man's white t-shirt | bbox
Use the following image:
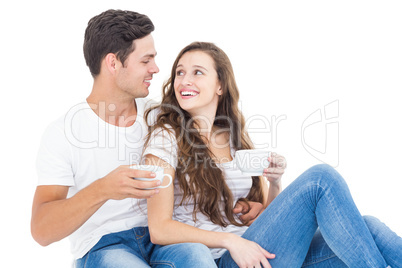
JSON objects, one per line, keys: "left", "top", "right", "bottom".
{"left": 36, "top": 98, "right": 154, "bottom": 259}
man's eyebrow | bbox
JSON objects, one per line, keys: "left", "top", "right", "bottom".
{"left": 142, "top": 52, "right": 157, "bottom": 58}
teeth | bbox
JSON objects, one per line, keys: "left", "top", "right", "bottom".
{"left": 181, "top": 91, "right": 198, "bottom": 96}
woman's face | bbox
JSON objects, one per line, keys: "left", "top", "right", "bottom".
{"left": 174, "top": 51, "right": 222, "bottom": 116}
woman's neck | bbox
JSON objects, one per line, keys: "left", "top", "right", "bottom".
{"left": 189, "top": 107, "right": 218, "bottom": 140}
{"left": 190, "top": 114, "right": 217, "bottom": 141}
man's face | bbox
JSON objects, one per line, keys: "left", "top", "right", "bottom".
{"left": 116, "top": 34, "right": 159, "bottom": 98}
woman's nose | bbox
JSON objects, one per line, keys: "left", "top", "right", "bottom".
{"left": 181, "top": 74, "right": 193, "bottom": 86}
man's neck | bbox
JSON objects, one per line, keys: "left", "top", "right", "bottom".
{"left": 86, "top": 80, "right": 138, "bottom": 127}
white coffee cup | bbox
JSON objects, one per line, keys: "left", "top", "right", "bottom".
{"left": 130, "top": 165, "right": 173, "bottom": 189}
{"left": 235, "top": 149, "right": 271, "bottom": 176}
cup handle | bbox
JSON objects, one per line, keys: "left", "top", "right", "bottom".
{"left": 158, "top": 174, "right": 173, "bottom": 188}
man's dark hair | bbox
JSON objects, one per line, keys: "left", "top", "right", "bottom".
{"left": 83, "top": 9, "right": 154, "bottom": 77}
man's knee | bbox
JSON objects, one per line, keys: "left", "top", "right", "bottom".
{"left": 77, "top": 246, "right": 150, "bottom": 268}
{"left": 182, "top": 243, "right": 214, "bottom": 261}
{"left": 160, "top": 243, "right": 216, "bottom": 267}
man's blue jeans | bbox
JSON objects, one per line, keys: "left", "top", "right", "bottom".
{"left": 75, "top": 226, "right": 216, "bottom": 267}
{"left": 216, "top": 164, "right": 401, "bottom": 267}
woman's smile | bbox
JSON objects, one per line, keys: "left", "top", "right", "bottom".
{"left": 179, "top": 89, "right": 199, "bottom": 99}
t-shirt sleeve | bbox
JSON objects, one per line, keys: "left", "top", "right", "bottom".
{"left": 36, "top": 120, "right": 75, "bottom": 186}
{"left": 143, "top": 126, "right": 178, "bottom": 169}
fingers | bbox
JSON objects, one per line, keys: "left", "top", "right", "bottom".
{"left": 127, "top": 188, "right": 160, "bottom": 199}
{"left": 233, "top": 202, "right": 243, "bottom": 214}
{"left": 260, "top": 247, "right": 275, "bottom": 268}
{"left": 128, "top": 166, "right": 157, "bottom": 178}
{"left": 260, "top": 258, "right": 272, "bottom": 268}
{"left": 263, "top": 168, "right": 285, "bottom": 181}
{"left": 101, "top": 166, "right": 164, "bottom": 200}
{"left": 263, "top": 167, "right": 285, "bottom": 176}
{"left": 260, "top": 258, "right": 271, "bottom": 268}
{"left": 268, "top": 153, "right": 287, "bottom": 169}
{"left": 249, "top": 248, "right": 274, "bottom": 268}
{"left": 263, "top": 250, "right": 275, "bottom": 259}
{"left": 264, "top": 153, "right": 286, "bottom": 182}
{"left": 245, "top": 218, "right": 256, "bottom": 226}
{"left": 239, "top": 202, "right": 263, "bottom": 224}
{"left": 233, "top": 200, "right": 250, "bottom": 214}
{"left": 234, "top": 201, "right": 264, "bottom": 225}
{"left": 126, "top": 166, "right": 162, "bottom": 189}
{"left": 130, "top": 178, "right": 161, "bottom": 190}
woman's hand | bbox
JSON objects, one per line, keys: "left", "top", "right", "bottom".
{"left": 225, "top": 234, "right": 275, "bottom": 268}
{"left": 263, "top": 153, "right": 286, "bottom": 185}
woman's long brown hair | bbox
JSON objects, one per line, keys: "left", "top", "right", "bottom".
{"left": 145, "top": 42, "right": 264, "bottom": 227}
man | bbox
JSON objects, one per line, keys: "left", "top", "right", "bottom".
{"left": 31, "top": 9, "right": 262, "bottom": 267}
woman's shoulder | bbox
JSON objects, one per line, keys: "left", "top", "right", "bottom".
{"left": 149, "top": 123, "right": 177, "bottom": 141}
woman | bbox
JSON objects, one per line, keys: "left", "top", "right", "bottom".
{"left": 142, "top": 42, "right": 401, "bottom": 267}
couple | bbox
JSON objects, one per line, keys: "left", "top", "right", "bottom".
{"left": 31, "top": 9, "right": 401, "bottom": 268}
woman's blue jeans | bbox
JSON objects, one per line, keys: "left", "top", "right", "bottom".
{"left": 75, "top": 226, "right": 216, "bottom": 268}
{"left": 77, "top": 164, "right": 401, "bottom": 267}
{"left": 216, "top": 164, "right": 402, "bottom": 267}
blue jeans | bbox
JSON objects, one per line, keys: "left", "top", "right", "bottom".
{"left": 216, "top": 164, "right": 402, "bottom": 267}
{"left": 75, "top": 226, "right": 216, "bottom": 268}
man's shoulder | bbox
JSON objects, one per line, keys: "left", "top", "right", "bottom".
{"left": 43, "top": 102, "right": 91, "bottom": 136}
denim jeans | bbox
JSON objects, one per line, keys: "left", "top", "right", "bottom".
{"left": 216, "top": 164, "right": 401, "bottom": 267}
{"left": 75, "top": 226, "right": 216, "bottom": 268}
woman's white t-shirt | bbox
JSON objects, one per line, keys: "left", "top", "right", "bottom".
{"left": 143, "top": 126, "right": 253, "bottom": 259}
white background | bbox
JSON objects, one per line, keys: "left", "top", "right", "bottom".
{"left": 0, "top": 0, "right": 401, "bottom": 267}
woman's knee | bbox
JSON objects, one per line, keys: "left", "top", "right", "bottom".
{"left": 363, "top": 215, "right": 384, "bottom": 234}
{"left": 363, "top": 215, "right": 379, "bottom": 224}
{"left": 307, "top": 164, "right": 336, "bottom": 175}
{"left": 305, "top": 164, "right": 346, "bottom": 187}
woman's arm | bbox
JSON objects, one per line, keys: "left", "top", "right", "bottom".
{"left": 233, "top": 153, "right": 286, "bottom": 226}
{"left": 145, "top": 154, "right": 232, "bottom": 246}
{"left": 144, "top": 154, "right": 275, "bottom": 267}
{"left": 263, "top": 153, "right": 286, "bottom": 206}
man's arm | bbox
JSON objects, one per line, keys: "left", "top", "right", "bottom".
{"left": 31, "top": 166, "right": 160, "bottom": 246}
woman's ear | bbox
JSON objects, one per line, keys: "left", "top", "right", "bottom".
{"left": 217, "top": 86, "right": 223, "bottom": 96}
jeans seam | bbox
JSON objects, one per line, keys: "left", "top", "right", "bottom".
{"left": 81, "top": 249, "right": 91, "bottom": 268}
{"left": 315, "top": 174, "right": 380, "bottom": 267}
{"left": 301, "top": 253, "right": 338, "bottom": 267}
{"left": 150, "top": 260, "right": 176, "bottom": 267}
{"left": 134, "top": 227, "right": 146, "bottom": 239}
{"left": 133, "top": 228, "right": 150, "bottom": 263}
{"left": 321, "top": 180, "right": 377, "bottom": 266}
{"left": 299, "top": 181, "right": 323, "bottom": 214}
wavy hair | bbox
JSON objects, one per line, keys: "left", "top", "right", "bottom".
{"left": 145, "top": 42, "right": 264, "bottom": 227}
